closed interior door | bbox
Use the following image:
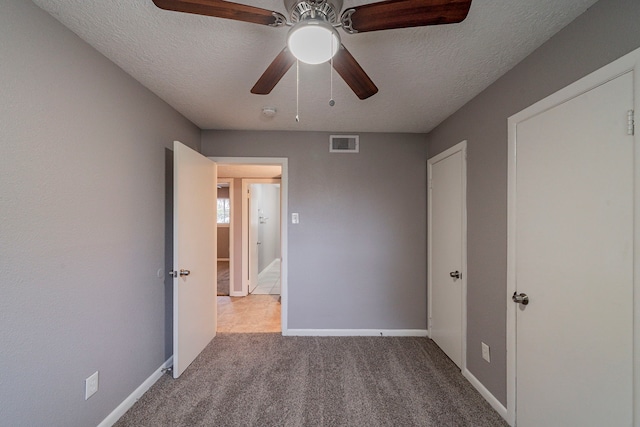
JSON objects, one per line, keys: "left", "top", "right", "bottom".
{"left": 514, "top": 72, "right": 634, "bottom": 425}
{"left": 173, "top": 141, "right": 217, "bottom": 378}
{"left": 429, "top": 144, "right": 465, "bottom": 368}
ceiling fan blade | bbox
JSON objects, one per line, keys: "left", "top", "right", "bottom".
{"left": 152, "top": 0, "right": 285, "bottom": 26}
{"left": 332, "top": 45, "right": 378, "bottom": 100}
{"left": 341, "top": 0, "right": 472, "bottom": 33}
{"left": 251, "top": 48, "right": 296, "bottom": 95}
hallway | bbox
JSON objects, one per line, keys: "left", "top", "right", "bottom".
{"left": 251, "top": 259, "right": 281, "bottom": 295}
{"left": 217, "top": 294, "right": 281, "bottom": 333}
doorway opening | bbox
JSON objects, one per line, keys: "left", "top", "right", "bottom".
{"left": 245, "top": 180, "right": 281, "bottom": 296}
{"left": 216, "top": 179, "right": 232, "bottom": 297}
{"left": 211, "top": 158, "right": 288, "bottom": 334}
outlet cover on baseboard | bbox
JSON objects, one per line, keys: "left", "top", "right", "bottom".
{"left": 481, "top": 342, "right": 491, "bottom": 363}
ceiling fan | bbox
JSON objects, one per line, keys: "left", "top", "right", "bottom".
{"left": 152, "top": 0, "right": 472, "bottom": 100}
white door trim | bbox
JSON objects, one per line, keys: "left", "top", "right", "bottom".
{"left": 507, "top": 47, "right": 640, "bottom": 426}
{"left": 427, "top": 140, "right": 468, "bottom": 371}
{"left": 209, "top": 157, "right": 289, "bottom": 334}
{"left": 242, "top": 178, "right": 281, "bottom": 295}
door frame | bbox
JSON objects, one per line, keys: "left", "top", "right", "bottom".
{"left": 209, "top": 157, "right": 289, "bottom": 334}
{"left": 507, "top": 47, "right": 640, "bottom": 426}
{"left": 217, "top": 178, "right": 234, "bottom": 296}
{"left": 242, "top": 179, "right": 281, "bottom": 295}
{"left": 427, "top": 140, "right": 468, "bottom": 371}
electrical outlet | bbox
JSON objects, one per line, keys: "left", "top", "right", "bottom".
{"left": 85, "top": 371, "right": 99, "bottom": 400}
{"left": 291, "top": 213, "right": 299, "bottom": 224}
{"left": 481, "top": 342, "right": 491, "bottom": 363}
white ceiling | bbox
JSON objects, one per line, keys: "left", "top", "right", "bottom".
{"left": 32, "top": 0, "right": 599, "bottom": 133}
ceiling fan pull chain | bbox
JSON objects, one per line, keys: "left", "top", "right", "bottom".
{"left": 296, "top": 59, "right": 300, "bottom": 122}
{"left": 329, "top": 36, "right": 335, "bottom": 107}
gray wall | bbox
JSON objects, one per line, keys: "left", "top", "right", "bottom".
{"left": 255, "top": 183, "right": 281, "bottom": 273}
{"left": 202, "top": 131, "right": 428, "bottom": 329}
{"left": 426, "top": 0, "right": 640, "bottom": 406}
{"left": 217, "top": 227, "right": 230, "bottom": 258}
{"left": 0, "top": 1, "right": 200, "bottom": 426}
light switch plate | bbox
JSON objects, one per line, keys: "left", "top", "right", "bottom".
{"left": 85, "top": 371, "right": 99, "bottom": 400}
{"left": 291, "top": 213, "right": 299, "bottom": 224}
{"left": 481, "top": 342, "right": 491, "bottom": 363}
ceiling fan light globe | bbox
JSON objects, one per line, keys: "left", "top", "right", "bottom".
{"left": 287, "top": 20, "right": 340, "bottom": 65}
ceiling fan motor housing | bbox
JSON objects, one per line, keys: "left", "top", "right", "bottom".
{"left": 285, "top": 0, "right": 343, "bottom": 24}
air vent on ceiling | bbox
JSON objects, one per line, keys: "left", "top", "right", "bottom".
{"left": 330, "top": 135, "right": 359, "bottom": 153}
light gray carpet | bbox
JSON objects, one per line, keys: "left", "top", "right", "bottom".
{"left": 115, "top": 334, "right": 508, "bottom": 426}
{"left": 217, "top": 261, "right": 229, "bottom": 296}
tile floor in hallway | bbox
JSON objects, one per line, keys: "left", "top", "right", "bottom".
{"left": 217, "top": 294, "right": 281, "bottom": 333}
{"left": 251, "top": 259, "right": 281, "bottom": 295}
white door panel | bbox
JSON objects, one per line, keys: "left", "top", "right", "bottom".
{"left": 173, "top": 141, "right": 217, "bottom": 378}
{"left": 514, "top": 73, "right": 634, "bottom": 426}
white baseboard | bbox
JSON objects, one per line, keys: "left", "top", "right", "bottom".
{"left": 463, "top": 368, "right": 509, "bottom": 424}
{"left": 229, "top": 290, "right": 245, "bottom": 297}
{"left": 98, "top": 357, "right": 173, "bottom": 427}
{"left": 284, "top": 329, "right": 429, "bottom": 337}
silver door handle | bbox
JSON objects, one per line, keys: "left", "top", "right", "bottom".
{"left": 449, "top": 271, "right": 461, "bottom": 279}
{"left": 512, "top": 292, "right": 529, "bottom": 305}
{"left": 179, "top": 269, "right": 190, "bottom": 277}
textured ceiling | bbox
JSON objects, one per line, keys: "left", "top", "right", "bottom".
{"left": 32, "top": 0, "right": 599, "bottom": 133}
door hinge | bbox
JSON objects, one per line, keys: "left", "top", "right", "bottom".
{"left": 627, "top": 110, "right": 634, "bottom": 136}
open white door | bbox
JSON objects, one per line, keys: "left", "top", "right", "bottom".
{"left": 248, "top": 184, "right": 260, "bottom": 293}
{"left": 173, "top": 141, "right": 217, "bottom": 378}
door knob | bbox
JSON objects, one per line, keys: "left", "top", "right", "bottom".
{"left": 449, "top": 271, "right": 461, "bottom": 279}
{"left": 512, "top": 292, "right": 529, "bottom": 305}
{"left": 179, "top": 269, "right": 190, "bottom": 277}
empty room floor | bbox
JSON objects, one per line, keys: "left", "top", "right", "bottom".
{"left": 217, "top": 294, "right": 281, "bottom": 333}
{"left": 115, "top": 335, "right": 508, "bottom": 426}
{"left": 217, "top": 260, "right": 230, "bottom": 296}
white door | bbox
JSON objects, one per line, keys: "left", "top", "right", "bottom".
{"left": 173, "top": 141, "right": 217, "bottom": 378}
{"left": 428, "top": 142, "right": 466, "bottom": 368}
{"left": 248, "top": 184, "right": 260, "bottom": 293}
{"left": 513, "top": 73, "right": 634, "bottom": 425}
